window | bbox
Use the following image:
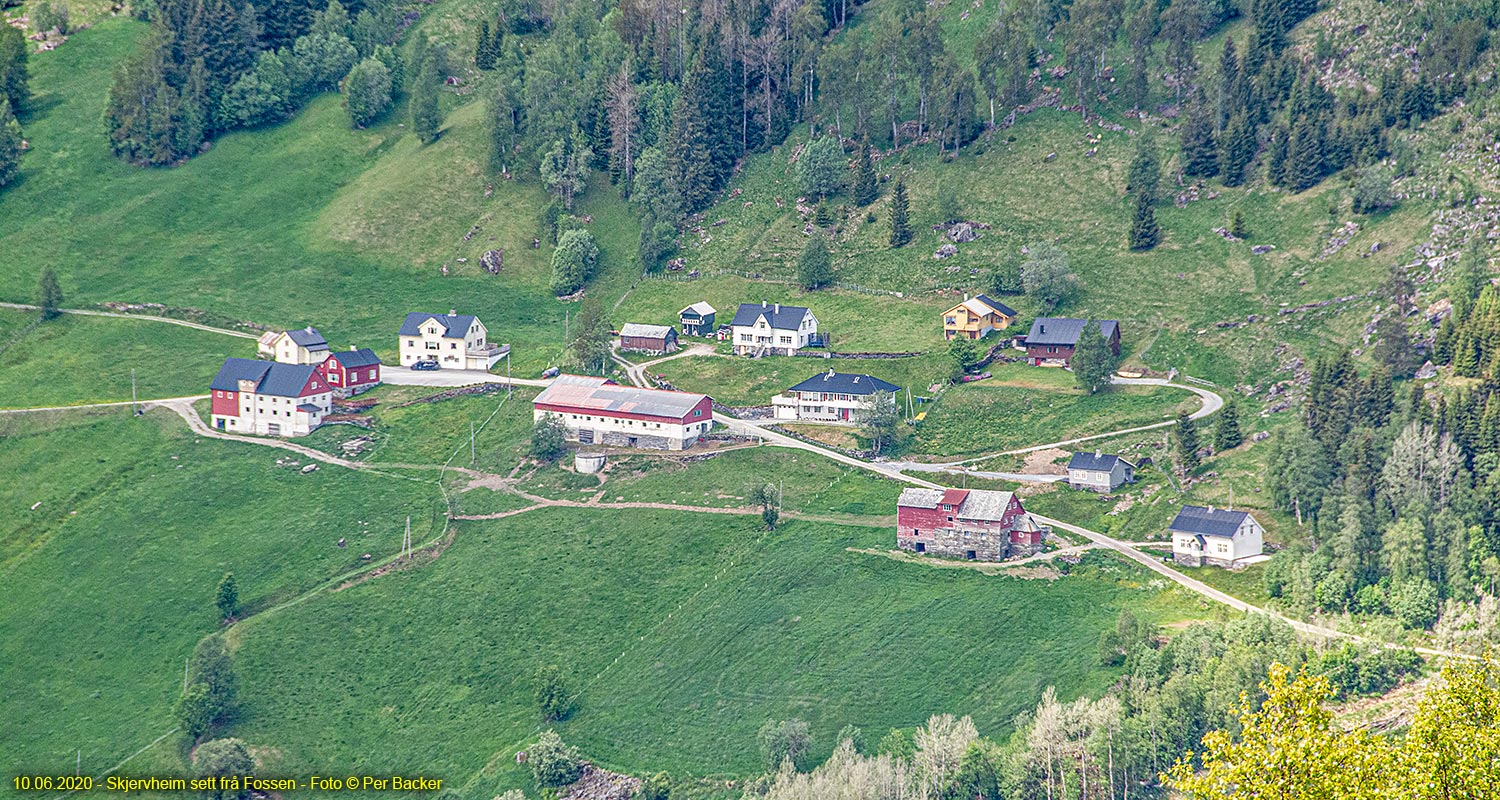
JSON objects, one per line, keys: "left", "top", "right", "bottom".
{"left": 945, "top": 316, "right": 957, "bottom": 325}
{"left": 407, "top": 340, "right": 413, "bottom": 347}
{"left": 450, "top": 343, "right": 457, "bottom": 349}
{"left": 693, "top": 410, "right": 702, "bottom": 417}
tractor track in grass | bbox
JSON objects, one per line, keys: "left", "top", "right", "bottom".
{"left": 0, "top": 302, "right": 260, "bottom": 339}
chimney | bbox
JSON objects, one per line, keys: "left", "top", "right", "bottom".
{"left": 1095, "top": 450, "right": 1102, "bottom": 458}
{"left": 1208, "top": 505, "right": 1216, "bottom": 514}
{"left": 1040, "top": 323, "right": 1046, "bottom": 333}
{"left": 350, "top": 345, "right": 357, "bottom": 351}
{"left": 774, "top": 303, "right": 780, "bottom": 313}
{"left": 306, "top": 325, "right": 314, "bottom": 333}
{"left": 449, "top": 309, "right": 457, "bottom": 317}
{"left": 853, "top": 375, "right": 861, "bottom": 383}
{"left": 762, "top": 299, "right": 768, "bottom": 307}
{"left": 964, "top": 293, "right": 969, "bottom": 301}
{"left": 827, "top": 368, "right": 835, "bottom": 378}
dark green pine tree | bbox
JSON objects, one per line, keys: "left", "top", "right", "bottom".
{"left": 1125, "top": 133, "right": 1160, "bottom": 203}
{"left": 37, "top": 266, "right": 62, "bottom": 319}
{"left": 474, "top": 20, "right": 495, "bottom": 70}
{"left": 666, "top": 47, "right": 736, "bottom": 213}
{"left": 1219, "top": 112, "right": 1257, "bottom": 187}
{"left": 852, "top": 141, "right": 878, "bottom": 206}
{"left": 1231, "top": 210, "right": 1249, "bottom": 238}
{"left": 1128, "top": 192, "right": 1160, "bottom": 250}
{"left": 1265, "top": 123, "right": 1290, "bottom": 186}
{"left": 1175, "top": 411, "right": 1202, "bottom": 470}
{"left": 409, "top": 57, "right": 441, "bottom": 144}
{"left": 0, "top": 98, "right": 20, "bottom": 188}
{"left": 1288, "top": 113, "right": 1325, "bottom": 192}
{"left": 1214, "top": 400, "right": 1243, "bottom": 451}
{"left": 1180, "top": 99, "right": 1220, "bottom": 178}
{"left": 888, "top": 180, "right": 912, "bottom": 247}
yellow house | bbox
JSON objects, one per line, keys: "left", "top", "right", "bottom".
{"left": 942, "top": 295, "right": 1017, "bottom": 340}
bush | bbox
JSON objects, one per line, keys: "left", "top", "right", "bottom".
{"left": 531, "top": 415, "right": 568, "bottom": 462}
{"left": 343, "top": 58, "right": 393, "bottom": 128}
{"left": 534, "top": 664, "right": 570, "bottom": 721}
{"left": 797, "top": 236, "right": 833, "bottom": 290}
{"left": 549, "top": 229, "right": 600, "bottom": 296}
{"left": 758, "top": 718, "right": 812, "bottom": 772}
{"left": 1352, "top": 165, "right": 1396, "bottom": 214}
{"left": 798, "top": 135, "right": 846, "bottom": 199}
{"left": 1392, "top": 579, "right": 1440, "bottom": 629}
{"left": 219, "top": 52, "right": 292, "bottom": 129}
{"left": 530, "top": 730, "right": 582, "bottom": 787}
{"left": 193, "top": 739, "right": 254, "bottom": 800}
{"left": 635, "top": 773, "right": 671, "bottom": 800}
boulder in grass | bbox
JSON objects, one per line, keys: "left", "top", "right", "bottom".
{"left": 480, "top": 249, "right": 504, "bottom": 274}
{"left": 934, "top": 243, "right": 959, "bottom": 259}
{"left": 948, "top": 222, "right": 978, "bottom": 242}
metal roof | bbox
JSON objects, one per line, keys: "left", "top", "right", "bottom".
{"left": 1026, "top": 318, "right": 1119, "bottom": 347}
{"left": 285, "top": 327, "right": 328, "bottom": 349}
{"left": 400, "top": 312, "right": 480, "bottom": 339}
{"left": 329, "top": 348, "right": 382, "bottom": 368}
{"left": 898, "top": 487, "right": 1016, "bottom": 522}
{"left": 731, "top": 301, "right": 812, "bottom": 330}
{"left": 898, "top": 488, "right": 944, "bottom": 508}
{"left": 680, "top": 302, "right": 716, "bottom": 316}
{"left": 787, "top": 370, "right": 900, "bottom": 395}
{"left": 954, "top": 294, "right": 1017, "bottom": 318}
{"left": 534, "top": 375, "right": 709, "bottom": 420}
{"left": 211, "top": 358, "right": 321, "bottom": 398}
{"left": 619, "top": 323, "right": 676, "bottom": 339}
{"left": 1169, "top": 505, "right": 1253, "bottom": 538}
{"left": 296, "top": 403, "right": 321, "bottom": 413}
{"left": 1068, "top": 451, "right": 1133, "bottom": 472}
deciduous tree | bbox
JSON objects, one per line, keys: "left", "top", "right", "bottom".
{"left": 342, "top": 57, "right": 392, "bottom": 128}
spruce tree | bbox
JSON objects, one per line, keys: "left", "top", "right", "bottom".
{"left": 1375, "top": 308, "right": 1416, "bottom": 377}
{"left": 1232, "top": 210, "right": 1249, "bottom": 238}
{"left": 1265, "top": 124, "right": 1290, "bottom": 186}
{"left": 666, "top": 48, "right": 732, "bottom": 214}
{"left": 1176, "top": 411, "right": 1201, "bottom": 469}
{"left": 38, "top": 267, "right": 62, "bottom": 319}
{"left": 216, "top": 572, "right": 238, "bottom": 620}
{"left": 1071, "top": 321, "right": 1116, "bottom": 394}
{"left": 1125, "top": 133, "right": 1160, "bottom": 203}
{"left": 1288, "top": 113, "right": 1324, "bottom": 191}
{"left": 474, "top": 20, "right": 495, "bottom": 70}
{"left": 1180, "top": 99, "right": 1220, "bottom": 178}
{"left": 1128, "top": 192, "right": 1160, "bottom": 250}
{"left": 798, "top": 235, "right": 833, "bottom": 290}
{"left": 0, "top": 98, "right": 19, "bottom": 189}
{"left": 888, "top": 180, "right": 912, "bottom": 247}
{"left": 1219, "top": 112, "right": 1257, "bottom": 186}
{"left": 0, "top": 25, "right": 28, "bottom": 112}
{"left": 852, "top": 141, "right": 878, "bottom": 206}
{"left": 1214, "top": 400, "right": 1243, "bottom": 451}
{"left": 409, "top": 58, "right": 441, "bottom": 144}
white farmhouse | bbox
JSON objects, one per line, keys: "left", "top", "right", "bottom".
{"left": 730, "top": 301, "right": 819, "bottom": 356}
{"left": 398, "top": 311, "right": 508, "bottom": 370}
{"left": 209, "top": 358, "right": 333, "bottom": 437}
{"left": 773, "top": 370, "right": 900, "bottom": 423}
{"left": 1170, "top": 505, "right": 1264, "bottom": 568}
{"left": 1066, "top": 451, "right": 1136, "bottom": 492}
{"left": 269, "top": 326, "right": 331, "bottom": 365}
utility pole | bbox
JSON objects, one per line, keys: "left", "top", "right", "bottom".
{"left": 403, "top": 516, "right": 412, "bottom": 559}
{"left": 506, "top": 349, "right": 512, "bottom": 396}
{"left": 470, "top": 421, "right": 476, "bottom": 464}
{"left": 131, "top": 368, "right": 138, "bottom": 416}
{"left": 183, "top": 657, "right": 189, "bottom": 691}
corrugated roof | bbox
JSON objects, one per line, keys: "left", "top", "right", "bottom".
{"left": 286, "top": 327, "right": 328, "bottom": 349}
{"left": 681, "top": 302, "right": 716, "bottom": 316}
{"left": 1068, "top": 451, "right": 1133, "bottom": 472}
{"left": 731, "top": 302, "right": 811, "bottom": 329}
{"left": 211, "top": 358, "right": 321, "bottom": 398}
{"left": 400, "top": 312, "right": 480, "bottom": 339}
{"left": 898, "top": 488, "right": 944, "bottom": 508}
{"left": 786, "top": 371, "right": 900, "bottom": 395}
{"left": 619, "top": 323, "right": 675, "bottom": 339}
{"left": 534, "top": 374, "right": 709, "bottom": 420}
{"left": 1026, "top": 318, "right": 1119, "bottom": 347}
{"left": 1170, "top": 505, "right": 1252, "bottom": 538}
{"left": 329, "top": 348, "right": 382, "bottom": 368}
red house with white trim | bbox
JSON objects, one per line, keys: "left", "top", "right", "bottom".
{"left": 897, "top": 487, "right": 1046, "bottom": 561}
{"left": 532, "top": 375, "right": 713, "bottom": 450}
{"left": 210, "top": 358, "right": 333, "bottom": 437}
{"left": 316, "top": 347, "right": 382, "bottom": 398}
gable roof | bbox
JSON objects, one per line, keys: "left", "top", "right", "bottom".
{"left": 787, "top": 370, "right": 900, "bottom": 395}
{"left": 284, "top": 327, "right": 328, "bottom": 349}
{"left": 1068, "top": 451, "right": 1134, "bottom": 472}
{"left": 949, "top": 295, "right": 1017, "bottom": 319}
{"left": 1169, "top": 505, "right": 1254, "bottom": 538}
{"left": 680, "top": 301, "right": 716, "bottom": 316}
{"left": 1026, "top": 318, "right": 1119, "bottom": 347}
{"left": 534, "top": 374, "right": 709, "bottom": 420}
{"left": 898, "top": 487, "right": 1017, "bottom": 523}
{"left": 619, "top": 322, "right": 676, "bottom": 339}
{"left": 329, "top": 348, "right": 382, "bottom": 369}
{"left": 731, "top": 302, "right": 811, "bottom": 329}
{"left": 211, "top": 358, "right": 322, "bottom": 398}
{"left": 400, "top": 312, "right": 480, "bottom": 339}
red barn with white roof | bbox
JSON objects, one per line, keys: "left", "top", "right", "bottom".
{"left": 896, "top": 487, "right": 1045, "bottom": 561}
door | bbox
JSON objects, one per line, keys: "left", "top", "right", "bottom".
{"left": 578, "top": 429, "right": 594, "bottom": 444}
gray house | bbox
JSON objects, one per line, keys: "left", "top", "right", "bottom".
{"left": 1066, "top": 451, "right": 1136, "bottom": 492}
{"left": 679, "top": 302, "right": 717, "bottom": 337}
{"left": 1170, "top": 506, "right": 1265, "bottom": 568}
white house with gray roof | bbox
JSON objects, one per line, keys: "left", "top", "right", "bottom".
{"left": 1067, "top": 451, "right": 1136, "bottom": 492}
{"left": 399, "top": 311, "right": 508, "bottom": 370}
{"left": 1169, "top": 505, "right": 1264, "bottom": 568}
{"left": 209, "top": 358, "right": 333, "bottom": 437}
{"left": 731, "top": 301, "right": 819, "bottom": 356}
{"left": 773, "top": 369, "right": 900, "bottom": 423}
{"left": 270, "top": 327, "right": 331, "bottom": 365}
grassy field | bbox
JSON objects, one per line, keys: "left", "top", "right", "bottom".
{"left": 908, "top": 364, "right": 1199, "bottom": 457}
{"left": 227, "top": 506, "right": 1206, "bottom": 797}
{"left": 0, "top": 409, "right": 443, "bottom": 781}
{"left": 0, "top": 309, "right": 252, "bottom": 408}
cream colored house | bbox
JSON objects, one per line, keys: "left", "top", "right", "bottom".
{"left": 1170, "top": 506, "right": 1264, "bottom": 568}
{"left": 270, "top": 327, "right": 331, "bottom": 365}
{"left": 398, "top": 311, "right": 507, "bottom": 370}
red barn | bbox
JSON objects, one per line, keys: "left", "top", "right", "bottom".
{"left": 316, "top": 347, "right": 382, "bottom": 398}
{"left": 896, "top": 487, "right": 1046, "bottom": 561}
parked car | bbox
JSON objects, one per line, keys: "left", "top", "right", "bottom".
{"left": 410, "top": 360, "right": 440, "bottom": 371}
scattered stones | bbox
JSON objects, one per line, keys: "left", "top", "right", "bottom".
{"left": 1251, "top": 431, "right": 1271, "bottom": 442}
{"left": 934, "top": 243, "right": 959, "bottom": 259}
{"left": 1250, "top": 244, "right": 1276, "bottom": 255}
{"left": 480, "top": 249, "right": 504, "bottom": 274}
{"left": 1211, "top": 226, "right": 1241, "bottom": 242}
{"left": 948, "top": 222, "right": 979, "bottom": 242}
{"left": 1415, "top": 360, "right": 1438, "bottom": 380}
{"left": 1320, "top": 221, "right": 1360, "bottom": 258}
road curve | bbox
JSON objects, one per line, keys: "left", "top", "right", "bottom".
{"left": 0, "top": 302, "right": 260, "bottom": 339}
